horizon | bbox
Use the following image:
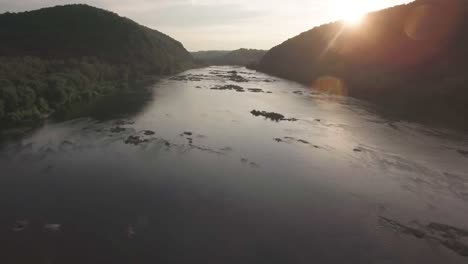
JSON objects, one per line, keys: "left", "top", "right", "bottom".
{"left": 0, "top": 0, "right": 413, "bottom": 51}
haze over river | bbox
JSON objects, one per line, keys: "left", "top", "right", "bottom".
{"left": 1, "top": 66, "right": 468, "bottom": 264}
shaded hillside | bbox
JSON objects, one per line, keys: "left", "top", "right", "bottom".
{"left": 256, "top": 0, "right": 468, "bottom": 129}
{"left": 192, "top": 49, "right": 266, "bottom": 66}
{"left": 191, "top": 50, "right": 231, "bottom": 64}
{"left": 0, "top": 4, "right": 193, "bottom": 74}
{"left": 0, "top": 4, "right": 193, "bottom": 126}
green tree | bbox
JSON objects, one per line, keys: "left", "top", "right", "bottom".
{"left": 0, "top": 99, "right": 5, "bottom": 119}
{"left": 16, "top": 85, "right": 36, "bottom": 109}
{"left": 0, "top": 81, "right": 19, "bottom": 112}
{"left": 37, "top": 97, "right": 49, "bottom": 112}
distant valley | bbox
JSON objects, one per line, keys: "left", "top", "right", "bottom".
{"left": 191, "top": 49, "right": 267, "bottom": 66}
{"left": 1, "top": 0, "right": 468, "bottom": 130}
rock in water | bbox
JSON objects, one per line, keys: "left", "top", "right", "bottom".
{"left": 44, "top": 224, "right": 61, "bottom": 232}
{"left": 143, "top": 130, "right": 156, "bottom": 136}
{"left": 12, "top": 220, "right": 29, "bottom": 232}
{"left": 250, "top": 110, "right": 285, "bottom": 122}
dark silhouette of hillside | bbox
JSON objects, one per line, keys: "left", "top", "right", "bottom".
{"left": 255, "top": 0, "right": 468, "bottom": 129}
{"left": 191, "top": 50, "right": 231, "bottom": 64}
{"left": 0, "top": 4, "right": 194, "bottom": 126}
{"left": 192, "top": 49, "right": 266, "bottom": 66}
{"left": 0, "top": 4, "right": 193, "bottom": 74}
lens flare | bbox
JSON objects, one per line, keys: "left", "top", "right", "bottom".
{"left": 313, "top": 76, "right": 347, "bottom": 96}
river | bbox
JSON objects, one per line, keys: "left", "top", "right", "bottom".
{"left": 1, "top": 66, "right": 468, "bottom": 263}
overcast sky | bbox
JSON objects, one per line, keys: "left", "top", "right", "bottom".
{"left": 0, "top": 0, "right": 413, "bottom": 51}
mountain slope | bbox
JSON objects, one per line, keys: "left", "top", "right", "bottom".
{"left": 191, "top": 50, "right": 231, "bottom": 64}
{"left": 0, "top": 4, "right": 194, "bottom": 126}
{"left": 256, "top": 0, "right": 468, "bottom": 129}
{"left": 192, "top": 49, "right": 266, "bottom": 66}
{"left": 0, "top": 4, "right": 193, "bottom": 74}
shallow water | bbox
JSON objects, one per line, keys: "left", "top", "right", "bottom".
{"left": 1, "top": 66, "right": 468, "bottom": 264}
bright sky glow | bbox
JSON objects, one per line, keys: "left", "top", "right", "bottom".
{"left": 0, "top": 0, "right": 414, "bottom": 51}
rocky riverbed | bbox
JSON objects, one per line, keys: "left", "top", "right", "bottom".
{"left": 1, "top": 66, "right": 467, "bottom": 264}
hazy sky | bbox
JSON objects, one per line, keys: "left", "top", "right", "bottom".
{"left": 0, "top": 0, "right": 413, "bottom": 51}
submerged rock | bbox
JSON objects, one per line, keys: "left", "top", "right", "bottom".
{"left": 215, "top": 70, "right": 249, "bottom": 82}
{"left": 143, "top": 130, "right": 155, "bottom": 136}
{"left": 442, "top": 240, "right": 468, "bottom": 256}
{"left": 125, "top": 135, "right": 149, "bottom": 145}
{"left": 12, "top": 220, "right": 29, "bottom": 232}
{"left": 114, "top": 120, "right": 135, "bottom": 126}
{"left": 220, "top": 147, "right": 233, "bottom": 151}
{"left": 248, "top": 88, "right": 264, "bottom": 93}
{"left": 229, "top": 75, "right": 249, "bottom": 82}
{"left": 428, "top": 222, "right": 468, "bottom": 237}
{"left": 170, "top": 75, "right": 187, "bottom": 81}
{"left": 249, "top": 162, "right": 260, "bottom": 168}
{"left": 211, "top": 85, "right": 245, "bottom": 92}
{"left": 379, "top": 217, "right": 426, "bottom": 238}
{"left": 458, "top": 149, "right": 468, "bottom": 157}
{"left": 250, "top": 110, "right": 289, "bottom": 122}
{"left": 127, "top": 224, "right": 136, "bottom": 239}
{"left": 110, "top": 126, "right": 126, "bottom": 133}
{"left": 61, "top": 140, "right": 74, "bottom": 146}
{"left": 380, "top": 217, "right": 468, "bottom": 257}
{"left": 44, "top": 224, "right": 61, "bottom": 232}
{"left": 278, "top": 136, "right": 318, "bottom": 147}
{"left": 250, "top": 110, "right": 299, "bottom": 122}
{"left": 170, "top": 75, "right": 203, "bottom": 82}
{"left": 250, "top": 110, "right": 284, "bottom": 121}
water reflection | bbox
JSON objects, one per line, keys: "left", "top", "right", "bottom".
{"left": 0, "top": 66, "right": 468, "bottom": 263}
{"left": 52, "top": 89, "right": 153, "bottom": 122}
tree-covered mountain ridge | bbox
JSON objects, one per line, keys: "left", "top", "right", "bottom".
{"left": 255, "top": 0, "right": 468, "bottom": 129}
{"left": 191, "top": 49, "right": 266, "bottom": 66}
{"left": 0, "top": 4, "right": 193, "bottom": 74}
{"left": 0, "top": 4, "right": 194, "bottom": 126}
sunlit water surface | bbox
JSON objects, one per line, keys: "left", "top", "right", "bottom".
{"left": 1, "top": 66, "right": 468, "bottom": 264}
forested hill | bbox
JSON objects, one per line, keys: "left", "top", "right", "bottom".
{"left": 0, "top": 5, "right": 194, "bottom": 126}
{"left": 255, "top": 0, "right": 468, "bottom": 129}
{"left": 191, "top": 49, "right": 266, "bottom": 66}
{"left": 191, "top": 50, "right": 231, "bottom": 64}
{"left": 0, "top": 4, "right": 193, "bottom": 74}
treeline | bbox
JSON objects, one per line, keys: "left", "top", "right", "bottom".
{"left": 0, "top": 4, "right": 194, "bottom": 127}
{"left": 0, "top": 4, "right": 193, "bottom": 75}
{"left": 0, "top": 57, "right": 139, "bottom": 124}
{"left": 256, "top": 0, "right": 468, "bottom": 129}
{"left": 191, "top": 49, "right": 266, "bottom": 66}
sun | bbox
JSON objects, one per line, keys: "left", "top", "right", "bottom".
{"left": 343, "top": 12, "right": 365, "bottom": 26}
{"left": 332, "top": 0, "right": 382, "bottom": 26}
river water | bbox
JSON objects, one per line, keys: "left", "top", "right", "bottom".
{"left": 1, "top": 66, "right": 468, "bottom": 264}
